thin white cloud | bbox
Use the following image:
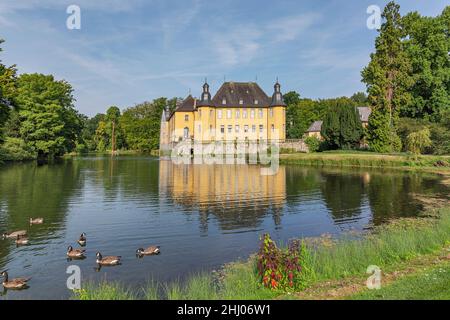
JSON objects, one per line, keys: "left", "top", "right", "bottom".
{"left": 160, "top": 0, "right": 202, "bottom": 49}
{"left": 209, "top": 25, "right": 262, "bottom": 67}
{"left": 267, "top": 13, "right": 321, "bottom": 42}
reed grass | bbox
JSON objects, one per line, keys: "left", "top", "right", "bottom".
{"left": 280, "top": 152, "right": 450, "bottom": 170}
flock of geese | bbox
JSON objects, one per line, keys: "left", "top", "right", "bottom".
{"left": 1, "top": 218, "right": 160, "bottom": 290}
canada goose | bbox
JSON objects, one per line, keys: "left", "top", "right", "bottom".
{"left": 78, "top": 233, "right": 86, "bottom": 246}
{"left": 15, "top": 235, "right": 29, "bottom": 245}
{"left": 30, "top": 218, "right": 44, "bottom": 225}
{"left": 67, "top": 245, "right": 86, "bottom": 259}
{"left": 2, "top": 230, "right": 27, "bottom": 239}
{"left": 136, "top": 246, "right": 160, "bottom": 256}
{"left": 96, "top": 252, "right": 121, "bottom": 266}
{"left": 0, "top": 271, "right": 31, "bottom": 290}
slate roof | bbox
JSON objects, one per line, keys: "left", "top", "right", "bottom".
{"left": 306, "top": 120, "right": 323, "bottom": 132}
{"left": 212, "top": 82, "right": 271, "bottom": 107}
{"left": 175, "top": 95, "right": 197, "bottom": 112}
{"left": 357, "top": 107, "right": 371, "bottom": 122}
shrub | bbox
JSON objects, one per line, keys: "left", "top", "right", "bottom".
{"left": 75, "top": 142, "right": 88, "bottom": 154}
{"left": 257, "top": 234, "right": 309, "bottom": 291}
{"left": 406, "top": 128, "right": 432, "bottom": 155}
{"left": 304, "top": 136, "right": 321, "bottom": 153}
{"left": 0, "top": 137, "right": 36, "bottom": 161}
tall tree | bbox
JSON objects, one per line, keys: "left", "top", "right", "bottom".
{"left": 362, "top": 1, "right": 413, "bottom": 152}
{"left": 106, "top": 106, "right": 121, "bottom": 154}
{"left": 401, "top": 7, "right": 450, "bottom": 121}
{"left": 284, "top": 91, "right": 301, "bottom": 139}
{"left": 81, "top": 113, "right": 105, "bottom": 151}
{"left": 350, "top": 92, "right": 368, "bottom": 105}
{"left": 0, "top": 39, "right": 17, "bottom": 144}
{"left": 120, "top": 98, "right": 168, "bottom": 151}
{"left": 16, "top": 73, "right": 80, "bottom": 158}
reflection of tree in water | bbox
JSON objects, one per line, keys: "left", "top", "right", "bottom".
{"left": 285, "top": 167, "right": 322, "bottom": 197}
{"left": 0, "top": 160, "right": 84, "bottom": 270}
{"left": 320, "top": 171, "right": 365, "bottom": 225}
{"left": 159, "top": 161, "right": 286, "bottom": 234}
{"left": 83, "top": 156, "right": 160, "bottom": 200}
{"left": 366, "top": 172, "right": 440, "bottom": 225}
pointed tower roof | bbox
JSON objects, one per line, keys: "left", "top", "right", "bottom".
{"left": 197, "top": 79, "right": 214, "bottom": 107}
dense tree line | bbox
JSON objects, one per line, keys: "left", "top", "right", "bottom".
{"left": 363, "top": 2, "right": 449, "bottom": 154}
{"left": 80, "top": 97, "right": 177, "bottom": 154}
{"left": 1, "top": 1, "right": 448, "bottom": 161}
{"left": 287, "top": 2, "right": 449, "bottom": 155}
{"left": 285, "top": 92, "right": 366, "bottom": 140}
{"left": 0, "top": 38, "right": 180, "bottom": 161}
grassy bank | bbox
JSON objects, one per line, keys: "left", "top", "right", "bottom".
{"left": 280, "top": 151, "right": 450, "bottom": 172}
{"left": 74, "top": 207, "right": 450, "bottom": 300}
{"left": 351, "top": 261, "right": 450, "bottom": 300}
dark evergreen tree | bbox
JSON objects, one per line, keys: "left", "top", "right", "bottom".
{"left": 362, "top": 1, "right": 413, "bottom": 152}
{"left": 321, "top": 104, "right": 363, "bottom": 150}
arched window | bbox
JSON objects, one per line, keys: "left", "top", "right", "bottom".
{"left": 184, "top": 127, "right": 189, "bottom": 139}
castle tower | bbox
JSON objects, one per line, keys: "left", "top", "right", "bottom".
{"left": 196, "top": 79, "right": 215, "bottom": 141}
{"left": 269, "top": 80, "right": 287, "bottom": 141}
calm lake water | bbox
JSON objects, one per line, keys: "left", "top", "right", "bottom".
{"left": 0, "top": 156, "right": 448, "bottom": 299}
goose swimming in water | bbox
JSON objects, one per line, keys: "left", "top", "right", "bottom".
{"left": 2, "top": 230, "right": 27, "bottom": 239}
{"left": 136, "top": 246, "right": 160, "bottom": 256}
{"left": 67, "top": 245, "right": 86, "bottom": 259}
{"left": 96, "top": 252, "right": 121, "bottom": 266}
{"left": 78, "top": 233, "right": 86, "bottom": 246}
{"left": 0, "top": 271, "right": 31, "bottom": 290}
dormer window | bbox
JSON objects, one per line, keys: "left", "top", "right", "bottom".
{"left": 239, "top": 99, "right": 243, "bottom": 105}
{"left": 222, "top": 98, "right": 227, "bottom": 105}
{"left": 254, "top": 99, "right": 258, "bottom": 105}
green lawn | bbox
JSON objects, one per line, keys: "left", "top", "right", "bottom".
{"left": 280, "top": 152, "right": 450, "bottom": 171}
{"left": 352, "top": 261, "right": 450, "bottom": 300}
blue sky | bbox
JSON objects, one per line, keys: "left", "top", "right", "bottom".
{"left": 0, "top": 0, "right": 447, "bottom": 116}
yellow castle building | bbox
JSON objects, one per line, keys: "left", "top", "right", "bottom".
{"left": 160, "top": 80, "right": 287, "bottom": 149}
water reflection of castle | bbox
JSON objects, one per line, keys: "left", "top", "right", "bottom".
{"left": 158, "top": 160, "right": 286, "bottom": 231}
